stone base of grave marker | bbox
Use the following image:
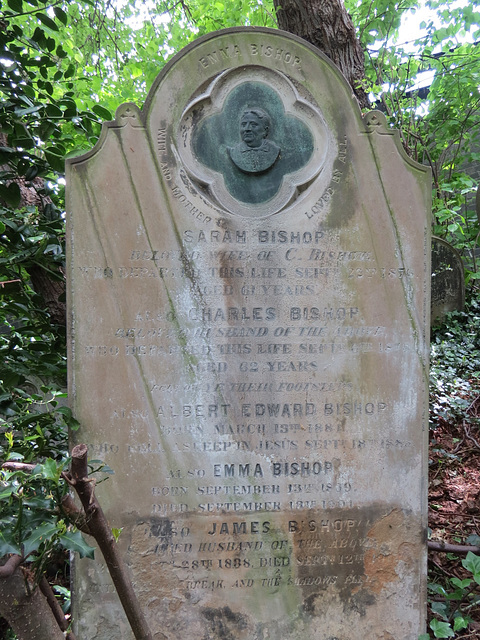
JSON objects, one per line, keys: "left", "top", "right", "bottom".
{"left": 67, "top": 27, "right": 431, "bottom": 640}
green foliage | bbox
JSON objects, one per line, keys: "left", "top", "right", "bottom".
{"left": 430, "top": 296, "right": 480, "bottom": 428}
{"left": 53, "top": 583, "right": 71, "bottom": 613}
{"left": 428, "top": 295, "right": 480, "bottom": 638}
{"left": 346, "top": 0, "right": 480, "bottom": 286}
{"left": 0, "top": 458, "right": 95, "bottom": 577}
{"left": 0, "top": 0, "right": 108, "bottom": 461}
{"left": 0, "top": 1, "right": 114, "bottom": 610}
{"left": 424, "top": 552, "right": 480, "bottom": 638}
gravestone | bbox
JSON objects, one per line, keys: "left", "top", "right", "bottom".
{"left": 431, "top": 236, "right": 465, "bottom": 324}
{"left": 67, "top": 27, "right": 431, "bottom": 640}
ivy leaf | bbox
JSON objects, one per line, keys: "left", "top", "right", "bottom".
{"left": 431, "top": 601, "right": 448, "bottom": 620}
{"left": 453, "top": 615, "right": 469, "bottom": 632}
{"left": 462, "top": 552, "right": 480, "bottom": 581}
{"left": 450, "top": 577, "right": 471, "bottom": 589}
{"left": 429, "top": 620, "right": 454, "bottom": 638}
{"left": 59, "top": 530, "right": 95, "bottom": 559}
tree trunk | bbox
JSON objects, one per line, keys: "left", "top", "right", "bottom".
{"left": 0, "top": 565, "right": 65, "bottom": 640}
{"left": 28, "top": 264, "right": 67, "bottom": 326}
{"left": 273, "top": 0, "right": 369, "bottom": 109}
{"left": 0, "top": 131, "right": 67, "bottom": 327}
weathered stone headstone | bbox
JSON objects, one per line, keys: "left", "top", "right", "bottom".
{"left": 431, "top": 236, "right": 465, "bottom": 324}
{"left": 67, "top": 28, "right": 431, "bottom": 640}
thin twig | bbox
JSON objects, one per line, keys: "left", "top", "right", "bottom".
{"left": 463, "top": 422, "right": 480, "bottom": 449}
{"left": 430, "top": 558, "right": 458, "bottom": 579}
{"left": 448, "top": 580, "right": 480, "bottom": 621}
{"left": 0, "top": 279, "right": 21, "bottom": 287}
{"left": 429, "top": 540, "right": 480, "bottom": 555}
{"left": 466, "top": 394, "right": 480, "bottom": 413}
{"left": 1, "top": 461, "right": 37, "bottom": 473}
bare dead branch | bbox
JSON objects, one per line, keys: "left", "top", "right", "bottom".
{"left": 1, "top": 462, "right": 36, "bottom": 473}
{"left": 60, "top": 494, "right": 92, "bottom": 535}
{"left": 429, "top": 541, "right": 480, "bottom": 555}
{"left": 0, "top": 555, "right": 24, "bottom": 579}
{"left": 66, "top": 444, "right": 154, "bottom": 640}
{"left": 39, "top": 576, "right": 76, "bottom": 639}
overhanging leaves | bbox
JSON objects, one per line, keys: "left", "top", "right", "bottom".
{"left": 58, "top": 530, "right": 95, "bottom": 559}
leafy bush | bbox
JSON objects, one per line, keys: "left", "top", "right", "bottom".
{"left": 421, "top": 552, "right": 480, "bottom": 639}
{"left": 427, "top": 293, "right": 480, "bottom": 638}
{"left": 430, "top": 296, "right": 480, "bottom": 428}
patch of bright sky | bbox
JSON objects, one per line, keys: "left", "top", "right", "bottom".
{"left": 116, "top": 0, "right": 173, "bottom": 29}
{"left": 398, "top": 2, "right": 437, "bottom": 93}
{"left": 372, "top": 0, "right": 475, "bottom": 97}
{"left": 393, "top": 0, "right": 473, "bottom": 51}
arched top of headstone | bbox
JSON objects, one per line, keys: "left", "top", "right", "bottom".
{"left": 69, "top": 27, "right": 429, "bottom": 219}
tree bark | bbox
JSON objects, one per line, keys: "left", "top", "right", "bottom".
{"left": 0, "top": 131, "right": 67, "bottom": 327}
{"left": 0, "top": 564, "right": 65, "bottom": 640}
{"left": 273, "top": 0, "right": 369, "bottom": 109}
{"left": 28, "top": 264, "right": 67, "bottom": 326}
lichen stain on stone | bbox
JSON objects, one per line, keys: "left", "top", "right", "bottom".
{"left": 127, "top": 519, "right": 182, "bottom": 599}
{"left": 201, "top": 606, "right": 248, "bottom": 640}
{"left": 363, "top": 508, "right": 417, "bottom": 595}
{"left": 342, "top": 588, "right": 376, "bottom": 616}
{"left": 302, "top": 592, "right": 318, "bottom": 615}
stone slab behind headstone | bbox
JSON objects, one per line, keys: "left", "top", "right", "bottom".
{"left": 67, "top": 27, "right": 431, "bottom": 640}
{"left": 431, "top": 236, "right": 465, "bottom": 324}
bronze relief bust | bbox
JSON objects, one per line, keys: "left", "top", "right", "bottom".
{"left": 228, "top": 108, "right": 280, "bottom": 174}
